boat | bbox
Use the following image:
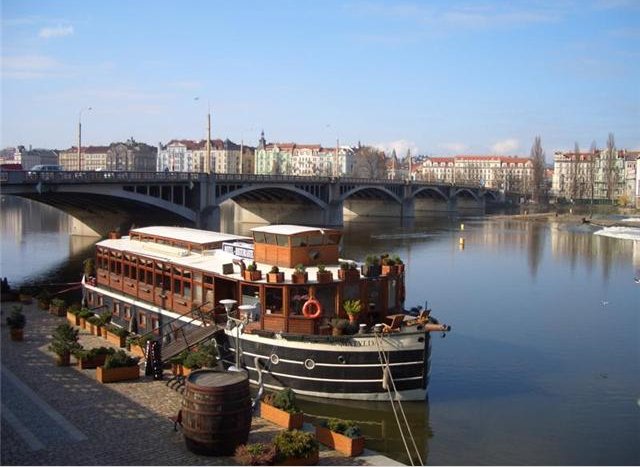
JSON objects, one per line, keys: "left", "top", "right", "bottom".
{"left": 82, "top": 224, "right": 450, "bottom": 401}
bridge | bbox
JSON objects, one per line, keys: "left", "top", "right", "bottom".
{"left": 0, "top": 171, "right": 502, "bottom": 235}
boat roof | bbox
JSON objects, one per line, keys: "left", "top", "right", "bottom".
{"left": 130, "top": 226, "right": 249, "bottom": 245}
{"left": 96, "top": 236, "right": 354, "bottom": 281}
{"left": 250, "top": 225, "right": 339, "bottom": 236}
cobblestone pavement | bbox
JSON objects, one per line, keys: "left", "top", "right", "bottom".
{"left": 0, "top": 302, "right": 383, "bottom": 466}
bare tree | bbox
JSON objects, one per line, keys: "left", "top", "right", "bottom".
{"left": 604, "top": 132, "right": 618, "bottom": 200}
{"left": 530, "top": 136, "right": 547, "bottom": 203}
{"left": 588, "top": 140, "right": 597, "bottom": 213}
{"left": 353, "top": 146, "right": 387, "bottom": 179}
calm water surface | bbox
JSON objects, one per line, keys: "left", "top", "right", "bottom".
{"left": 2, "top": 196, "right": 638, "bottom": 465}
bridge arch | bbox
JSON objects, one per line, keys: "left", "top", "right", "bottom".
{"left": 215, "top": 184, "right": 328, "bottom": 208}
{"left": 411, "top": 186, "right": 449, "bottom": 202}
{"left": 339, "top": 185, "right": 403, "bottom": 204}
{"left": 451, "top": 187, "right": 480, "bottom": 202}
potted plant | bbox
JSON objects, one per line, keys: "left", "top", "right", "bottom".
{"left": 83, "top": 257, "right": 95, "bottom": 279}
{"left": 267, "top": 266, "right": 285, "bottom": 283}
{"left": 168, "top": 350, "right": 189, "bottom": 376}
{"left": 381, "top": 256, "right": 397, "bottom": 276}
{"left": 392, "top": 255, "right": 404, "bottom": 273}
{"left": 361, "top": 255, "right": 381, "bottom": 277}
{"left": 343, "top": 299, "right": 362, "bottom": 324}
{"left": 243, "top": 261, "right": 263, "bottom": 281}
{"left": 48, "top": 323, "right": 82, "bottom": 366}
{"left": 48, "top": 297, "right": 67, "bottom": 317}
{"left": 96, "top": 350, "right": 140, "bottom": 383}
{"left": 261, "top": 388, "right": 304, "bottom": 430}
{"left": 18, "top": 286, "right": 34, "bottom": 304}
{"left": 273, "top": 430, "right": 319, "bottom": 466}
{"left": 105, "top": 324, "right": 128, "bottom": 347}
{"left": 6, "top": 305, "right": 26, "bottom": 341}
{"left": 66, "top": 303, "right": 82, "bottom": 326}
{"left": 315, "top": 417, "right": 365, "bottom": 457}
{"left": 36, "top": 290, "right": 51, "bottom": 310}
{"left": 86, "top": 315, "right": 101, "bottom": 335}
{"left": 234, "top": 442, "right": 277, "bottom": 466}
{"left": 127, "top": 333, "right": 155, "bottom": 358}
{"left": 182, "top": 343, "right": 217, "bottom": 375}
{"left": 77, "top": 308, "right": 93, "bottom": 329}
{"left": 330, "top": 318, "right": 349, "bottom": 336}
{"left": 74, "top": 346, "right": 116, "bottom": 369}
{"left": 291, "top": 264, "right": 307, "bottom": 284}
{"left": 95, "top": 311, "right": 111, "bottom": 337}
{"left": 338, "top": 262, "right": 360, "bottom": 282}
{"left": 315, "top": 264, "right": 333, "bottom": 284}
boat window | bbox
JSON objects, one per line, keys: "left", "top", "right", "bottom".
{"left": 253, "top": 232, "right": 266, "bottom": 243}
{"left": 124, "top": 264, "right": 130, "bottom": 278}
{"left": 265, "top": 287, "right": 283, "bottom": 315}
{"left": 291, "top": 236, "right": 305, "bottom": 247}
{"left": 264, "top": 233, "right": 277, "bottom": 245}
{"left": 290, "top": 286, "right": 310, "bottom": 315}
{"left": 276, "top": 234, "right": 289, "bottom": 247}
{"left": 241, "top": 284, "right": 260, "bottom": 309}
{"left": 204, "top": 275, "right": 213, "bottom": 285}
{"left": 327, "top": 234, "right": 340, "bottom": 245}
{"left": 172, "top": 267, "right": 182, "bottom": 277}
{"left": 308, "top": 235, "right": 323, "bottom": 246}
{"left": 367, "top": 279, "right": 382, "bottom": 312}
{"left": 387, "top": 278, "right": 397, "bottom": 309}
{"left": 138, "top": 268, "right": 145, "bottom": 282}
{"left": 183, "top": 282, "right": 191, "bottom": 299}
{"left": 173, "top": 278, "right": 181, "bottom": 294}
{"left": 343, "top": 283, "right": 359, "bottom": 301}
{"left": 315, "top": 286, "right": 336, "bottom": 319}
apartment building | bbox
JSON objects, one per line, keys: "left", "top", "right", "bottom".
{"left": 59, "top": 146, "right": 110, "bottom": 171}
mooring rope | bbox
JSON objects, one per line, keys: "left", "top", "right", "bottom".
{"left": 373, "top": 332, "right": 419, "bottom": 466}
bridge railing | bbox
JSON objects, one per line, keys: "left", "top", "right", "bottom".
{"left": 0, "top": 170, "right": 206, "bottom": 184}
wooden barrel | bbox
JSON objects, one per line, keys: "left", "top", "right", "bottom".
{"left": 181, "top": 369, "right": 252, "bottom": 456}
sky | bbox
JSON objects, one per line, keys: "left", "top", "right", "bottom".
{"left": 1, "top": 0, "right": 639, "bottom": 160}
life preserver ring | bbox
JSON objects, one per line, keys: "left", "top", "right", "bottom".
{"left": 302, "top": 298, "right": 322, "bottom": 319}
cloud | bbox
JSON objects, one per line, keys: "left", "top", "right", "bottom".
{"left": 491, "top": 138, "right": 519, "bottom": 154}
{"left": 438, "top": 142, "right": 468, "bottom": 154}
{"left": 1, "top": 54, "right": 65, "bottom": 79}
{"left": 39, "top": 25, "right": 74, "bottom": 39}
{"left": 374, "top": 139, "right": 419, "bottom": 156}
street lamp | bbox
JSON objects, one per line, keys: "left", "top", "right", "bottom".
{"left": 194, "top": 97, "right": 211, "bottom": 174}
{"left": 78, "top": 106, "right": 92, "bottom": 171}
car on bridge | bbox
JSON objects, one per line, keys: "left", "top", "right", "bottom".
{"left": 29, "top": 164, "right": 63, "bottom": 172}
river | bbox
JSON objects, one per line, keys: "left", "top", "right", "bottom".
{"left": 1, "top": 196, "right": 638, "bottom": 465}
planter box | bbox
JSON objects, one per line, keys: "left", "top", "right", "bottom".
{"left": 79, "top": 317, "right": 88, "bottom": 330}
{"left": 291, "top": 272, "right": 308, "bottom": 284}
{"left": 106, "top": 330, "right": 126, "bottom": 347}
{"left": 260, "top": 402, "right": 304, "bottom": 430}
{"left": 243, "top": 270, "right": 263, "bottom": 281}
{"left": 55, "top": 352, "right": 71, "bottom": 367}
{"left": 130, "top": 344, "right": 146, "bottom": 358}
{"left": 66, "top": 312, "right": 80, "bottom": 327}
{"left": 96, "top": 365, "right": 140, "bottom": 383}
{"left": 49, "top": 304, "right": 66, "bottom": 317}
{"left": 86, "top": 322, "right": 97, "bottom": 335}
{"left": 316, "top": 272, "right": 333, "bottom": 284}
{"left": 267, "top": 272, "right": 285, "bottom": 283}
{"left": 77, "top": 354, "right": 108, "bottom": 369}
{"left": 315, "top": 426, "right": 365, "bottom": 457}
{"left": 338, "top": 269, "right": 360, "bottom": 282}
{"left": 276, "top": 450, "right": 319, "bottom": 466}
{"left": 19, "top": 294, "right": 33, "bottom": 305}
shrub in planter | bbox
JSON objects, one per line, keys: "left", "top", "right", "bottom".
{"left": 273, "top": 430, "right": 319, "bottom": 466}
{"left": 330, "top": 318, "right": 349, "bottom": 336}
{"left": 182, "top": 342, "right": 217, "bottom": 372}
{"left": 267, "top": 266, "right": 285, "bottom": 283}
{"left": 105, "top": 324, "right": 128, "bottom": 347}
{"left": 261, "top": 388, "right": 303, "bottom": 430}
{"left": 6, "top": 305, "right": 26, "bottom": 341}
{"left": 49, "top": 298, "right": 67, "bottom": 317}
{"left": 18, "top": 286, "right": 35, "bottom": 304}
{"left": 168, "top": 350, "right": 190, "bottom": 376}
{"left": 315, "top": 264, "right": 333, "bottom": 283}
{"left": 66, "top": 303, "right": 82, "bottom": 326}
{"left": 343, "top": 299, "right": 362, "bottom": 324}
{"left": 77, "top": 308, "right": 93, "bottom": 329}
{"left": 95, "top": 311, "right": 111, "bottom": 337}
{"left": 49, "top": 323, "right": 82, "bottom": 366}
{"left": 234, "top": 442, "right": 277, "bottom": 466}
{"left": 74, "top": 346, "right": 116, "bottom": 369}
{"left": 127, "top": 334, "right": 154, "bottom": 357}
{"left": 361, "top": 255, "right": 381, "bottom": 277}
{"left": 315, "top": 418, "right": 365, "bottom": 457}
{"left": 291, "top": 264, "right": 307, "bottom": 284}
{"left": 97, "top": 350, "right": 140, "bottom": 383}
{"left": 86, "top": 315, "right": 102, "bottom": 335}
{"left": 338, "top": 262, "right": 359, "bottom": 281}
{"left": 36, "top": 290, "right": 52, "bottom": 310}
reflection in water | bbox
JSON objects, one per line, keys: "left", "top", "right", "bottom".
{"left": 2, "top": 199, "right": 638, "bottom": 465}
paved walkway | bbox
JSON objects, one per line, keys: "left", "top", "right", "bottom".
{"left": 1, "top": 301, "right": 400, "bottom": 466}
